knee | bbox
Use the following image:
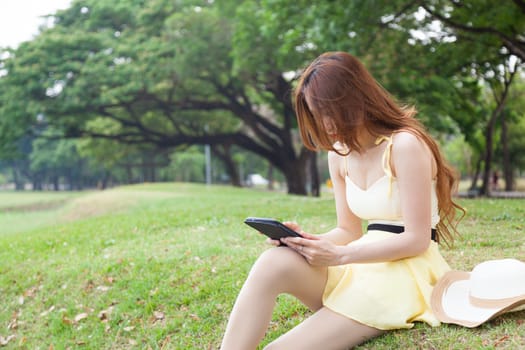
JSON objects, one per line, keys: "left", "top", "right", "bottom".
{"left": 262, "top": 342, "right": 279, "bottom": 350}
{"left": 248, "top": 247, "right": 304, "bottom": 284}
{"left": 263, "top": 338, "right": 289, "bottom": 350}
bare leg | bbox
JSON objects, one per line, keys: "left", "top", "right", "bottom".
{"left": 220, "top": 247, "right": 328, "bottom": 350}
{"left": 264, "top": 307, "right": 384, "bottom": 350}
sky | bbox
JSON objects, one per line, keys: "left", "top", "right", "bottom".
{"left": 0, "top": 0, "right": 72, "bottom": 49}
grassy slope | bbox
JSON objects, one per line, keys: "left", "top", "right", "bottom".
{"left": 0, "top": 183, "right": 524, "bottom": 349}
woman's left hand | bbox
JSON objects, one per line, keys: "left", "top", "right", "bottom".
{"left": 282, "top": 233, "right": 344, "bottom": 266}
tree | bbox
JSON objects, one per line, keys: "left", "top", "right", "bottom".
{"left": 168, "top": 146, "right": 206, "bottom": 183}
{"left": 0, "top": 0, "right": 320, "bottom": 195}
{"left": 30, "top": 132, "right": 89, "bottom": 190}
{"left": 494, "top": 77, "right": 525, "bottom": 189}
{"left": 388, "top": 0, "right": 524, "bottom": 194}
{"left": 2, "top": 0, "right": 523, "bottom": 197}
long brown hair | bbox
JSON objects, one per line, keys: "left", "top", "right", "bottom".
{"left": 293, "top": 51, "right": 465, "bottom": 245}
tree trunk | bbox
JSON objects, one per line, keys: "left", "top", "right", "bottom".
{"left": 12, "top": 166, "right": 24, "bottom": 190}
{"left": 212, "top": 145, "right": 241, "bottom": 187}
{"left": 480, "top": 69, "right": 515, "bottom": 196}
{"left": 267, "top": 164, "right": 274, "bottom": 190}
{"left": 500, "top": 111, "right": 514, "bottom": 191}
{"left": 469, "top": 157, "right": 482, "bottom": 193}
{"left": 33, "top": 178, "right": 42, "bottom": 191}
{"left": 142, "top": 155, "right": 155, "bottom": 182}
{"left": 98, "top": 171, "right": 110, "bottom": 190}
{"left": 126, "top": 164, "right": 133, "bottom": 184}
{"left": 281, "top": 146, "right": 321, "bottom": 196}
{"left": 309, "top": 151, "right": 320, "bottom": 197}
{"left": 480, "top": 112, "right": 498, "bottom": 196}
{"left": 281, "top": 156, "right": 309, "bottom": 195}
{"left": 284, "top": 171, "right": 307, "bottom": 195}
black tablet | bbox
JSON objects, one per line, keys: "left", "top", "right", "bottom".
{"left": 244, "top": 217, "right": 302, "bottom": 242}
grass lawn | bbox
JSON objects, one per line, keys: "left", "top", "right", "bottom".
{"left": 0, "top": 183, "right": 524, "bottom": 349}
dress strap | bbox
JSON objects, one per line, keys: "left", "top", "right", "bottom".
{"left": 378, "top": 135, "right": 394, "bottom": 197}
{"left": 344, "top": 151, "right": 349, "bottom": 177}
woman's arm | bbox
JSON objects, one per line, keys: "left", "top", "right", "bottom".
{"left": 276, "top": 150, "right": 361, "bottom": 248}
{"left": 283, "top": 132, "right": 436, "bottom": 266}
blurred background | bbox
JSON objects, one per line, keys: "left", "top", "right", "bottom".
{"left": 0, "top": 0, "right": 523, "bottom": 197}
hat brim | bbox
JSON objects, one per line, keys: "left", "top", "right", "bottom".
{"left": 431, "top": 270, "right": 525, "bottom": 328}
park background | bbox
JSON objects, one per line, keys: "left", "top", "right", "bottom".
{"left": 0, "top": 0, "right": 524, "bottom": 349}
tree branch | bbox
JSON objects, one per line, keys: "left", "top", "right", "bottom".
{"left": 512, "top": 0, "right": 525, "bottom": 13}
{"left": 96, "top": 106, "right": 166, "bottom": 144}
{"left": 419, "top": 1, "right": 525, "bottom": 60}
{"left": 210, "top": 78, "right": 285, "bottom": 152}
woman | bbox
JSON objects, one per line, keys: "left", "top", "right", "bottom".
{"left": 220, "top": 52, "right": 465, "bottom": 349}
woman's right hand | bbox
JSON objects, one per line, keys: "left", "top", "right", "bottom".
{"left": 265, "top": 221, "right": 303, "bottom": 246}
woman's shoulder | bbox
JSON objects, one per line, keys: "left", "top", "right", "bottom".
{"left": 328, "top": 143, "right": 349, "bottom": 177}
{"left": 390, "top": 130, "right": 436, "bottom": 176}
{"left": 328, "top": 148, "right": 343, "bottom": 164}
{"left": 391, "top": 130, "right": 427, "bottom": 152}
{"left": 333, "top": 141, "right": 349, "bottom": 153}
{"left": 328, "top": 142, "right": 349, "bottom": 158}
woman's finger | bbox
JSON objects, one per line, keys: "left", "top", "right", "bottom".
{"left": 282, "top": 236, "right": 307, "bottom": 246}
{"left": 297, "top": 231, "right": 320, "bottom": 240}
{"left": 266, "top": 238, "right": 281, "bottom": 246}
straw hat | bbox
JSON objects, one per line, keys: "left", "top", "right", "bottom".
{"left": 431, "top": 258, "right": 525, "bottom": 327}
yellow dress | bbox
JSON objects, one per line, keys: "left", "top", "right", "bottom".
{"left": 322, "top": 136, "right": 451, "bottom": 330}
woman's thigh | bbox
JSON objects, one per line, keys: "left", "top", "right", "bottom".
{"left": 265, "top": 307, "right": 384, "bottom": 350}
{"left": 248, "top": 246, "right": 328, "bottom": 311}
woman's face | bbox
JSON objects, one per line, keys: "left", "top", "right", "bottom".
{"left": 321, "top": 116, "right": 338, "bottom": 141}
{"left": 305, "top": 93, "right": 339, "bottom": 142}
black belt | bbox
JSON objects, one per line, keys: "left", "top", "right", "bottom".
{"left": 367, "top": 223, "right": 437, "bottom": 242}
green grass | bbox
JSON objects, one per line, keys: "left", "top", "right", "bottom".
{"left": 0, "top": 190, "right": 84, "bottom": 235}
{"left": 0, "top": 183, "right": 524, "bottom": 349}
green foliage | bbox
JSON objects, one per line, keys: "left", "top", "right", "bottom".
{"left": 497, "top": 79, "right": 525, "bottom": 173}
{"left": 1, "top": 0, "right": 218, "bottom": 143}
{"left": 502, "top": 110, "right": 525, "bottom": 172}
{"left": 442, "top": 135, "right": 474, "bottom": 177}
{"left": 418, "top": 0, "right": 525, "bottom": 60}
{"left": 30, "top": 131, "right": 82, "bottom": 184}
{"left": 1, "top": 0, "right": 524, "bottom": 195}
{"left": 0, "top": 0, "right": 316, "bottom": 193}
{"left": 168, "top": 146, "right": 206, "bottom": 183}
